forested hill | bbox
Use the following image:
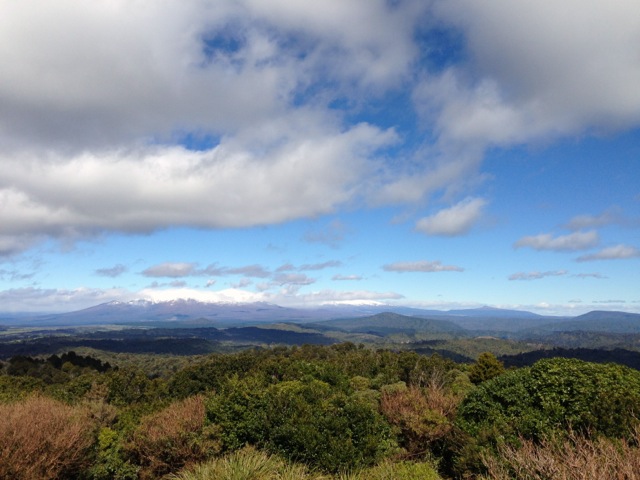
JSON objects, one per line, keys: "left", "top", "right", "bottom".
{"left": 309, "top": 312, "right": 468, "bottom": 336}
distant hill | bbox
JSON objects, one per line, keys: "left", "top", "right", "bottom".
{"left": 500, "top": 347, "right": 640, "bottom": 371}
{"left": 310, "top": 312, "right": 468, "bottom": 336}
{"left": 519, "top": 310, "right": 640, "bottom": 335}
{"left": 10, "top": 300, "right": 331, "bottom": 326}
{"left": 1, "top": 300, "right": 548, "bottom": 328}
{"left": 445, "top": 306, "right": 543, "bottom": 318}
{"left": 3, "top": 300, "right": 638, "bottom": 340}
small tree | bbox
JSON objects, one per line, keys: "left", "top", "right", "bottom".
{"left": 468, "top": 352, "right": 505, "bottom": 384}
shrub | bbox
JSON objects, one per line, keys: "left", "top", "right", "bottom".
{"left": 127, "top": 394, "right": 221, "bottom": 479}
{"left": 206, "top": 377, "right": 396, "bottom": 472}
{"left": 341, "top": 459, "right": 441, "bottom": 480}
{"left": 90, "top": 427, "right": 139, "bottom": 480}
{"left": 381, "top": 380, "right": 459, "bottom": 456}
{"left": 454, "top": 357, "right": 640, "bottom": 476}
{"left": 457, "top": 358, "right": 640, "bottom": 442}
{"left": 0, "top": 374, "right": 46, "bottom": 403}
{"left": 0, "top": 395, "right": 96, "bottom": 479}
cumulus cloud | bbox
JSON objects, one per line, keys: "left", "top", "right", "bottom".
{"left": 298, "top": 261, "right": 342, "bottom": 271}
{"left": 290, "top": 289, "right": 404, "bottom": 305}
{"left": 0, "top": 287, "right": 136, "bottom": 313}
{"left": 514, "top": 231, "right": 599, "bottom": 252}
{"left": 576, "top": 244, "right": 640, "bottom": 262}
{"left": 272, "top": 273, "right": 316, "bottom": 286}
{"left": 141, "top": 262, "right": 198, "bottom": 278}
{"left": 225, "top": 265, "right": 271, "bottom": 278}
{"left": 95, "top": 264, "right": 128, "bottom": 278}
{"left": 416, "top": 197, "right": 487, "bottom": 236}
{"left": 0, "top": 1, "right": 424, "bottom": 151}
{"left": 508, "top": 270, "right": 567, "bottom": 281}
{"left": 426, "top": 0, "right": 640, "bottom": 146}
{"left": 141, "top": 287, "right": 265, "bottom": 305}
{"left": 0, "top": 126, "right": 395, "bottom": 251}
{"left": 230, "top": 279, "right": 253, "bottom": 289}
{"left": 0, "top": 1, "right": 423, "bottom": 255}
{"left": 383, "top": 260, "right": 464, "bottom": 273}
{"left": 2, "top": 0, "right": 640, "bottom": 260}
{"left": 564, "top": 208, "right": 625, "bottom": 230}
{"left": 332, "top": 274, "right": 363, "bottom": 281}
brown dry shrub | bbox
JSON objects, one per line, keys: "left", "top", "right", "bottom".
{"left": 127, "top": 394, "right": 221, "bottom": 479}
{"left": 381, "top": 377, "right": 460, "bottom": 456}
{"left": 0, "top": 395, "right": 96, "bottom": 479}
{"left": 481, "top": 427, "right": 640, "bottom": 480}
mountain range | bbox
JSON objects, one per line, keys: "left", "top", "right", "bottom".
{"left": 1, "top": 300, "right": 638, "bottom": 335}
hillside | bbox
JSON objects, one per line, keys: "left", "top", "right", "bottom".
{"left": 517, "top": 310, "right": 640, "bottom": 336}
{"left": 310, "top": 312, "right": 468, "bottom": 336}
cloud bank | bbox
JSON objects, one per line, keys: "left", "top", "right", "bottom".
{"left": 2, "top": 1, "right": 639, "bottom": 257}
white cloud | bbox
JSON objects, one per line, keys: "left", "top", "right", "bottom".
{"left": 383, "top": 260, "right": 464, "bottom": 273}
{"left": 298, "top": 261, "right": 342, "bottom": 271}
{"left": 332, "top": 274, "right": 363, "bottom": 281}
{"left": 576, "top": 244, "right": 640, "bottom": 262}
{"left": 508, "top": 270, "right": 567, "bottom": 281}
{"left": 141, "top": 262, "right": 198, "bottom": 278}
{"left": 0, "top": 287, "right": 136, "bottom": 313}
{"left": 3, "top": 0, "right": 640, "bottom": 260}
{"left": 565, "top": 208, "right": 625, "bottom": 230}
{"left": 272, "top": 273, "right": 316, "bottom": 286}
{"left": 416, "top": 197, "right": 487, "bottom": 236}
{"left": 225, "top": 265, "right": 272, "bottom": 278}
{"left": 95, "top": 264, "right": 128, "bottom": 278}
{"left": 141, "top": 287, "right": 265, "bottom": 305}
{"left": 426, "top": 0, "right": 640, "bottom": 146}
{"left": 514, "top": 231, "right": 599, "bottom": 252}
{"left": 0, "top": 1, "right": 428, "bottom": 255}
{"left": 0, "top": 124, "right": 395, "bottom": 253}
{"left": 289, "top": 289, "right": 404, "bottom": 306}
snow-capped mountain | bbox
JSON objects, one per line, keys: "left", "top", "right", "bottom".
{"left": 2, "top": 299, "right": 558, "bottom": 327}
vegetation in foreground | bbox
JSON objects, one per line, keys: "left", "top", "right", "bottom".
{"left": 1, "top": 344, "right": 640, "bottom": 479}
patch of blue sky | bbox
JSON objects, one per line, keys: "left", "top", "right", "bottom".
{"left": 200, "top": 27, "right": 246, "bottom": 67}
{"left": 173, "top": 131, "right": 221, "bottom": 151}
{"left": 416, "top": 24, "right": 467, "bottom": 73}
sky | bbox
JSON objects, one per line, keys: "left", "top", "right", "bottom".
{"left": 1, "top": 0, "right": 639, "bottom": 316}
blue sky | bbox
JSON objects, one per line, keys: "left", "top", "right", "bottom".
{"left": 1, "top": 0, "right": 639, "bottom": 315}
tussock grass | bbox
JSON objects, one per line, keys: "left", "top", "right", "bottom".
{"left": 481, "top": 428, "right": 640, "bottom": 480}
{"left": 168, "top": 447, "right": 441, "bottom": 480}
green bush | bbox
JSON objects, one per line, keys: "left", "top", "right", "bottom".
{"left": 90, "top": 427, "right": 139, "bottom": 480}
{"left": 206, "top": 376, "right": 396, "bottom": 472}
{"left": 457, "top": 358, "right": 640, "bottom": 443}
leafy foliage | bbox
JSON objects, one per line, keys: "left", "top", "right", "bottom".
{"left": 457, "top": 357, "right": 640, "bottom": 445}
{"left": 206, "top": 375, "right": 396, "bottom": 472}
{"left": 468, "top": 352, "right": 505, "bottom": 384}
